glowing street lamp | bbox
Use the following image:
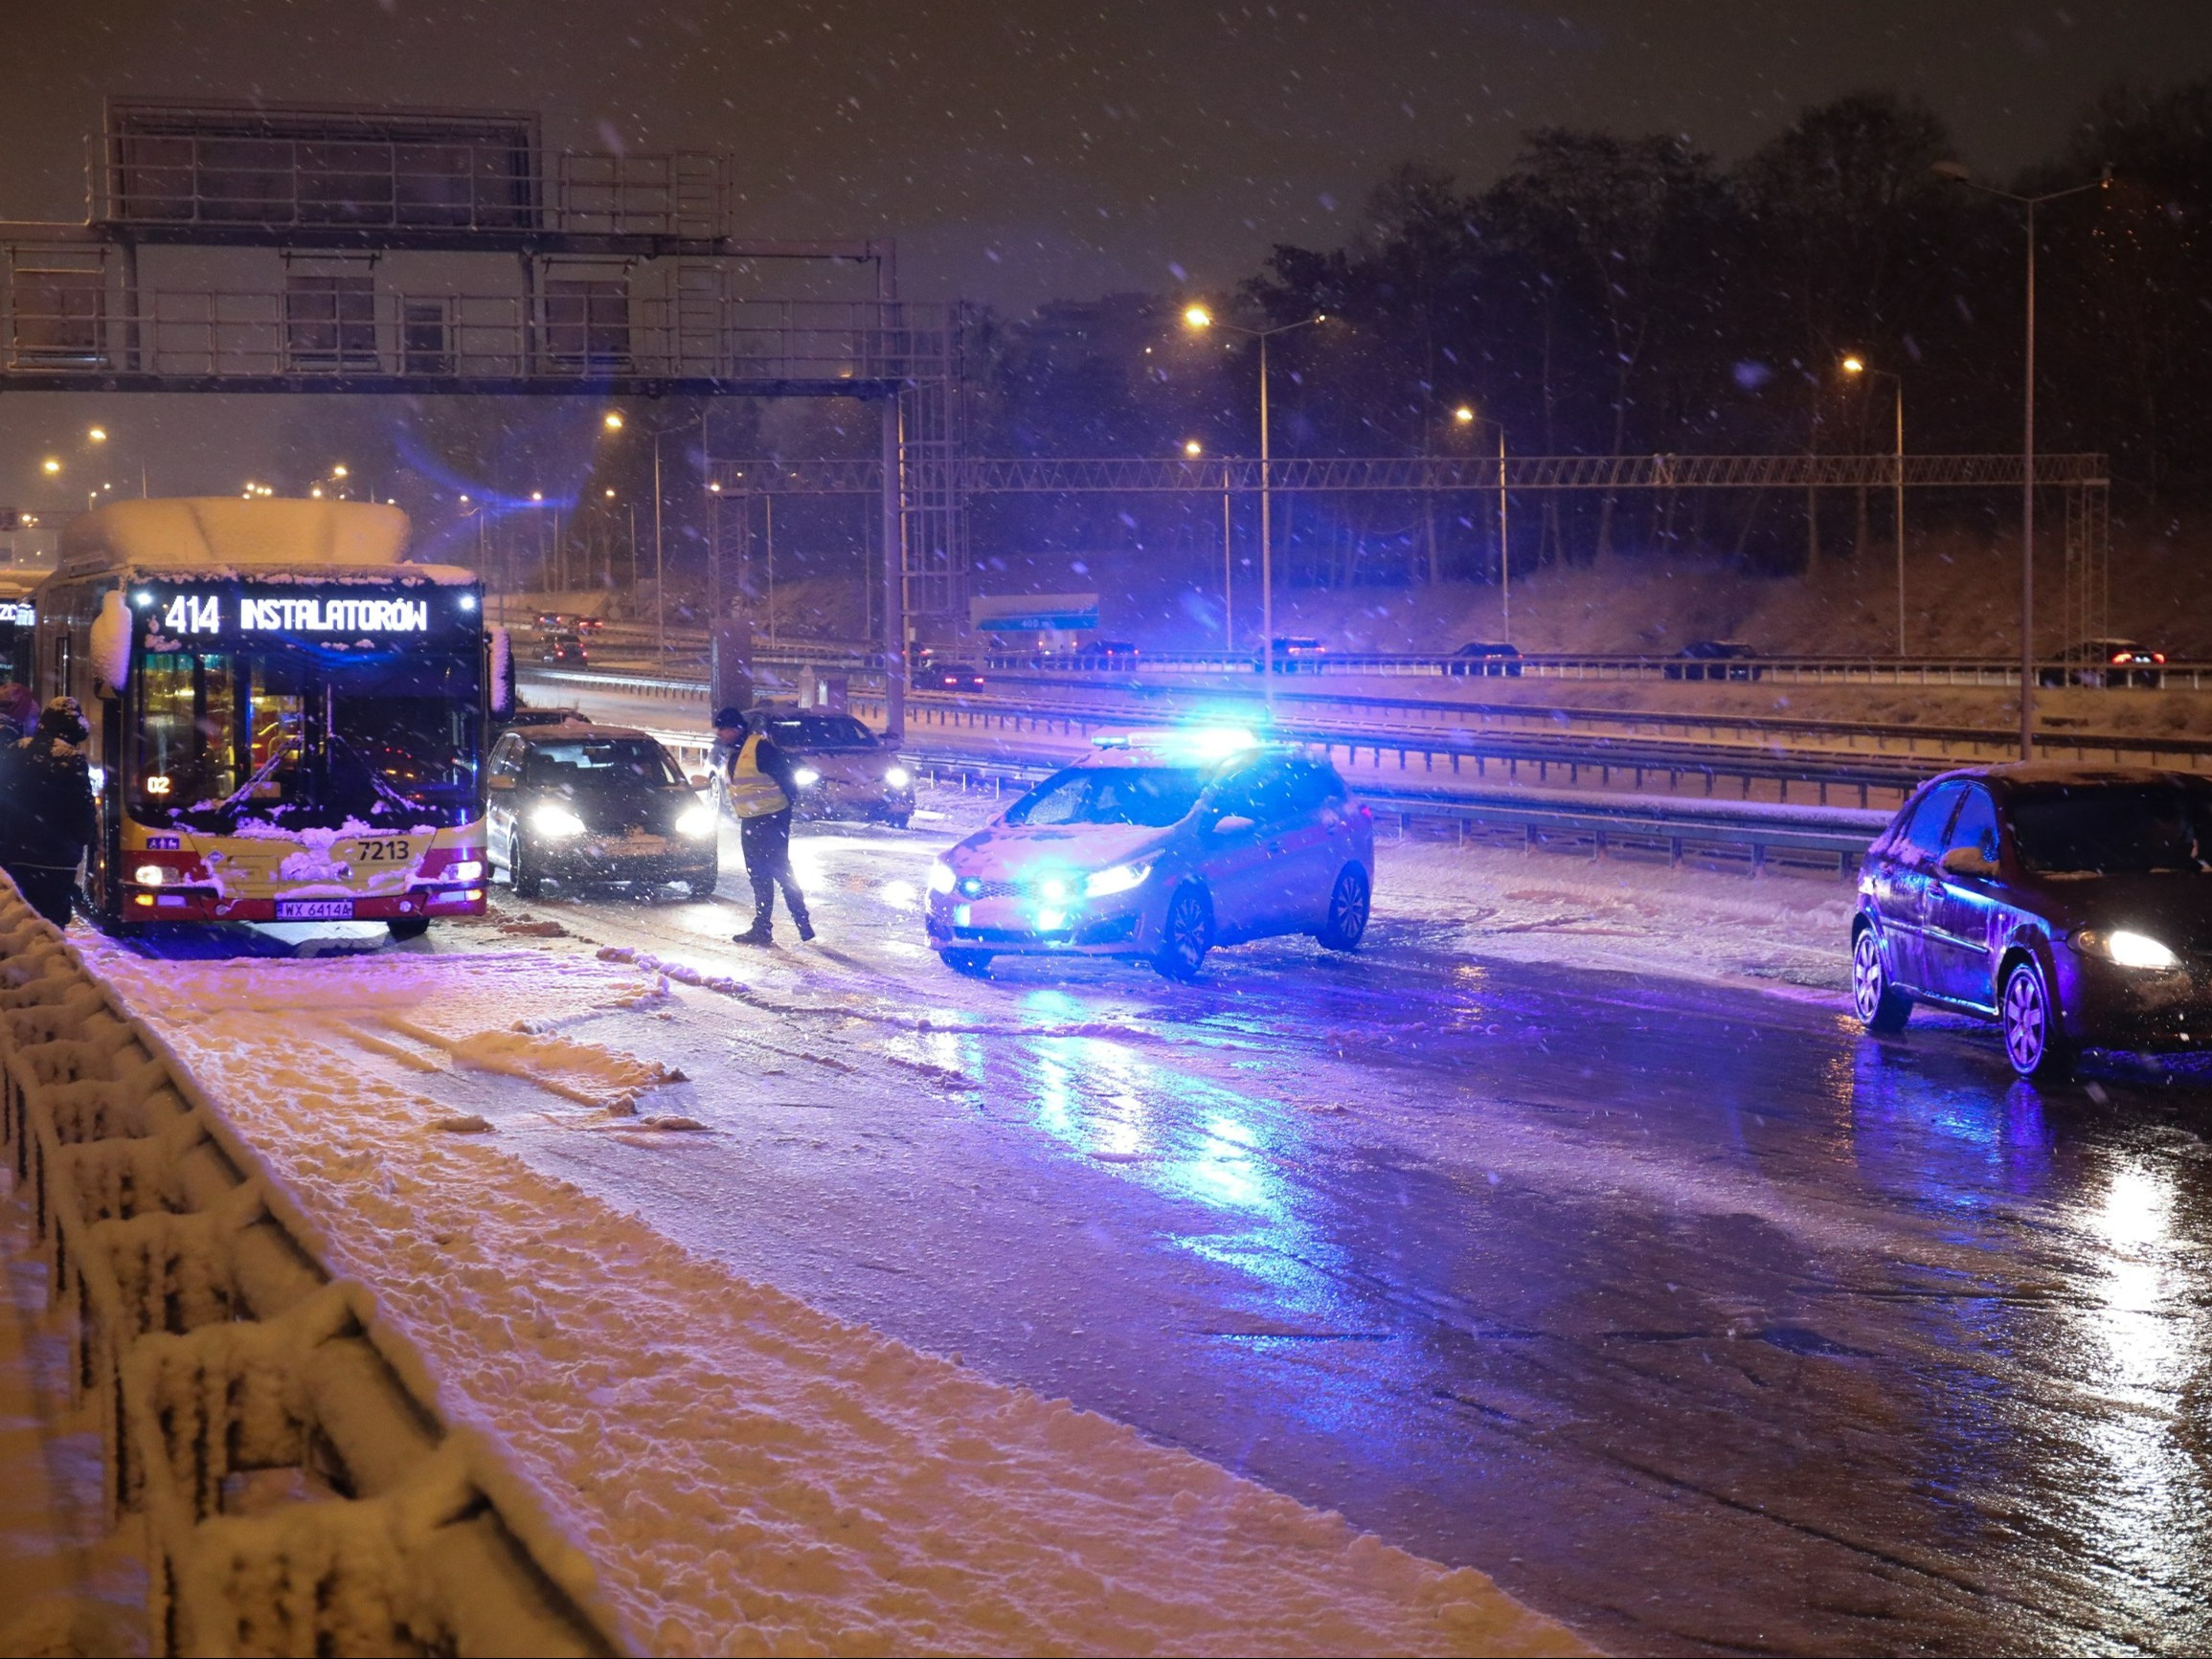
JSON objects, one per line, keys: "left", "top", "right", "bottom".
{"left": 1450, "top": 405, "right": 1512, "bottom": 639}
{"left": 1840, "top": 354, "right": 1908, "bottom": 656}
{"left": 87, "top": 426, "right": 107, "bottom": 444}
{"left": 41, "top": 458, "right": 60, "bottom": 476}
{"left": 1182, "top": 303, "right": 1327, "bottom": 705}
{"left": 601, "top": 411, "right": 625, "bottom": 432}
{"left": 1453, "top": 406, "right": 1475, "bottom": 425}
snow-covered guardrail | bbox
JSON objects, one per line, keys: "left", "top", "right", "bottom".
{"left": 0, "top": 881, "right": 628, "bottom": 1658}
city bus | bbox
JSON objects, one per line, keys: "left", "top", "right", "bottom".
{"left": 34, "top": 497, "right": 493, "bottom": 936}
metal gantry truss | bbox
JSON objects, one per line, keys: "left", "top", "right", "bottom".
{"left": 712, "top": 451, "right": 2111, "bottom": 636}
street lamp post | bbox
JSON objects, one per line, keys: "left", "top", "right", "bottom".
{"left": 1183, "top": 304, "right": 1325, "bottom": 715}
{"left": 1453, "top": 407, "right": 1512, "bottom": 639}
{"left": 1840, "top": 357, "right": 1907, "bottom": 656}
{"left": 1185, "top": 439, "right": 1233, "bottom": 652}
{"left": 1935, "top": 161, "right": 2109, "bottom": 760}
{"left": 602, "top": 408, "right": 700, "bottom": 671}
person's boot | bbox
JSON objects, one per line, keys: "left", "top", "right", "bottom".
{"left": 795, "top": 913, "right": 817, "bottom": 943}
{"left": 733, "top": 916, "right": 774, "bottom": 945}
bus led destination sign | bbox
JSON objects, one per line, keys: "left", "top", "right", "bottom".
{"left": 145, "top": 589, "right": 439, "bottom": 638}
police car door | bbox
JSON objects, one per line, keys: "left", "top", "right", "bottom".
{"left": 1200, "top": 758, "right": 1303, "bottom": 939}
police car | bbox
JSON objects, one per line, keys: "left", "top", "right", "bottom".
{"left": 925, "top": 729, "right": 1375, "bottom": 977}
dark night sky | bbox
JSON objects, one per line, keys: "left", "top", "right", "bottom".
{"left": 3, "top": 1, "right": 2209, "bottom": 497}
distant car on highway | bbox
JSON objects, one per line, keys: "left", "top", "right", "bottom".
{"left": 913, "top": 660, "right": 986, "bottom": 691}
{"left": 1090, "top": 639, "right": 1141, "bottom": 661}
{"left": 1851, "top": 764, "right": 2212, "bottom": 1079}
{"left": 1450, "top": 641, "right": 1522, "bottom": 678}
{"left": 926, "top": 728, "right": 1375, "bottom": 979}
{"left": 755, "top": 711, "right": 914, "bottom": 828}
{"left": 1259, "top": 636, "right": 1327, "bottom": 673}
{"left": 539, "top": 629, "right": 589, "bottom": 664}
{"left": 1664, "top": 640, "right": 1763, "bottom": 682}
{"left": 487, "top": 726, "right": 717, "bottom": 899}
{"left": 2042, "top": 639, "right": 2166, "bottom": 690}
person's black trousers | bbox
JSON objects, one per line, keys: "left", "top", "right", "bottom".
{"left": 739, "top": 810, "right": 809, "bottom": 929}
{"left": 4, "top": 864, "right": 76, "bottom": 928}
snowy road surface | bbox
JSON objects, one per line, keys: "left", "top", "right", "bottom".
{"left": 95, "top": 793, "right": 2212, "bottom": 1656}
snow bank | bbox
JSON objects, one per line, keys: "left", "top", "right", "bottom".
{"left": 91, "top": 589, "right": 132, "bottom": 692}
{"left": 80, "top": 934, "right": 1589, "bottom": 1657}
{"left": 0, "top": 881, "right": 628, "bottom": 1657}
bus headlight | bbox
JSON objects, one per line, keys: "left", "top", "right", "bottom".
{"left": 1084, "top": 860, "right": 1152, "bottom": 899}
{"left": 928, "top": 861, "right": 958, "bottom": 896}
{"left": 444, "top": 861, "right": 485, "bottom": 883}
{"left": 676, "top": 802, "right": 715, "bottom": 838}
{"left": 2075, "top": 928, "right": 2180, "bottom": 970}
{"left": 532, "top": 804, "right": 587, "bottom": 839}
{"left": 884, "top": 765, "right": 912, "bottom": 789}
{"left": 132, "top": 863, "right": 166, "bottom": 886}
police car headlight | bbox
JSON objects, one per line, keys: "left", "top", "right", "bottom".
{"left": 532, "top": 804, "right": 587, "bottom": 839}
{"left": 2076, "top": 928, "right": 2180, "bottom": 970}
{"left": 1084, "top": 860, "right": 1152, "bottom": 899}
{"left": 928, "top": 861, "right": 958, "bottom": 896}
{"left": 884, "top": 765, "right": 912, "bottom": 789}
{"left": 793, "top": 766, "right": 821, "bottom": 788}
{"left": 676, "top": 802, "right": 715, "bottom": 839}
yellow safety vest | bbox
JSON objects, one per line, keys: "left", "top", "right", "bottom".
{"left": 725, "top": 733, "right": 790, "bottom": 818}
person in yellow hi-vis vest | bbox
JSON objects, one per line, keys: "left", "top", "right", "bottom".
{"left": 725, "top": 710, "right": 814, "bottom": 944}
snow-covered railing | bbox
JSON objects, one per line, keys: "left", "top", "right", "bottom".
{"left": 0, "top": 882, "right": 628, "bottom": 1658}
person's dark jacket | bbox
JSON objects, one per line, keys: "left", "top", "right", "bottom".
{"left": 0, "top": 722, "right": 98, "bottom": 870}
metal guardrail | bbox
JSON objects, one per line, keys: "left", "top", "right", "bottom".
{"left": 890, "top": 747, "right": 1881, "bottom": 881}
{"left": 982, "top": 650, "right": 2212, "bottom": 691}
{"left": 0, "top": 884, "right": 627, "bottom": 1657}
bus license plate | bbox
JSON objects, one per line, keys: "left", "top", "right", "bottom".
{"left": 276, "top": 899, "right": 355, "bottom": 921}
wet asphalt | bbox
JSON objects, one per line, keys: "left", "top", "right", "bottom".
{"left": 175, "top": 821, "right": 2212, "bottom": 1656}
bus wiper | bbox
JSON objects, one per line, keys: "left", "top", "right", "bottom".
{"left": 217, "top": 737, "right": 302, "bottom": 814}
{"left": 327, "top": 731, "right": 429, "bottom": 819}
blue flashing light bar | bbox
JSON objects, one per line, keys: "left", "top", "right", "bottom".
{"left": 1093, "top": 726, "right": 1260, "bottom": 759}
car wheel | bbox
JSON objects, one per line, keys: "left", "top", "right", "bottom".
{"left": 387, "top": 917, "right": 431, "bottom": 942}
{"left": 510, "top": 833, "right": 544, "bottom": 899}
{"left": 2001, "top": 954, "right": 2074, "bottom": 1081}
{"left": 939, "top": 949, "right": 992, "bottom": 976}
{"left": 1851, "top": 925, "right": 1911, "bottom": 1033}
{"left": 1153, "top": 884, "right": 1214, "bottom": 980}
{"left": 685, "top": 865, "right": 718, "bottom": 898}
{"left": 885, "top": 813, "right": 912, "bottom": 830}
{"left": 1317, "top": 863, "right": 1371, "bottom": 952}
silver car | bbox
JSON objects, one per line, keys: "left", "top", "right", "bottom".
{"left": 756, "top": 712, "right": 915, "bottom": 827}
{"left": 925, "top": 730, "right": 1376, "bottom": 978}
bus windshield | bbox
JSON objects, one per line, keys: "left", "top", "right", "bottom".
{"left": 133, "top": 641, "right": 481, "bottom": 831}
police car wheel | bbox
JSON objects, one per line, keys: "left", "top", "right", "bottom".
{"left": 1317, "top": 864, "right": 1371, "bottom": 952}
{"left": 940, "top": 949, "right": 992, "bottom": 976}
{"left": 1153, "top": 885, "right": 1214, "bottom": 980}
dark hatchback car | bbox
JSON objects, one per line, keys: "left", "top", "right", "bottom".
{"left": 913, "top": 660, "right": 986, "bottom": 691}
{"left": 1852, "top": 765, "right": 2212, "bottom": 1078}
{"left": 487, "top": 726, "right": 718, "bottom": 899}
{"left": 1449, "top": 640, "right": 1523, "bottom": 677}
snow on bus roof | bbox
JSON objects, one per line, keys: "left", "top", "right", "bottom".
{"left": 56, "top": 497, "right": 469, "bottom": 585}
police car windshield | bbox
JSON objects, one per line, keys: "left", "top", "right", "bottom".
{"left": 522, "top": 738, "right": 684, "bottom": 791}
{"left": 2008, "top": 783, "right": 2212, "bottom": 875}
{"left": 1004, "top": 765, "right": 1208, "bottom": 828}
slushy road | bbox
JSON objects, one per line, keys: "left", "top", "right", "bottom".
{"left": 400, "top": 817, "right": 2208, "bottom": 1656}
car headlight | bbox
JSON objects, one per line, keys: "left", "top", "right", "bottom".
{"left": 928, "top": 861, "right": 958, "bottom": 896}
{"left": 884, "top": 765, "right": 912, "bottom": 789}
{"left": 793, "top": 766, "right": 821, "bottom": 788}
{"left": 676, "top": 802, "right": 715, "bottom": 839}
{"left": 531, "top": 804, "right": 587, "bottom": 839}
{"left": 1084, "top": 860, "right": 1152, "bottom": 898}
{"left": 2075, "top": 928, "right": 2180, "bottom": 970}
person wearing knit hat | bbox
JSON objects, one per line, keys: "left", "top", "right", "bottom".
{"left": 0, "top": 696, "right": 97, "bottom": 927}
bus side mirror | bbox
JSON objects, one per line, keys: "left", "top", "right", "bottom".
{"left": 1213, "top": 813, "right": 1256, "bottom": 836}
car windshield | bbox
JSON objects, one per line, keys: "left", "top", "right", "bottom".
{"left": 1004, "top": 765, "right": 1209, "bottom": 828}
{"left": 763, "top": 714, "right": 877, "bottom": 751}
{"left": 521, "top": 738, "right": 683, "bottom": 791}
{"left": 2007, "top": 783, "right": 2212, "bottom": 875}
